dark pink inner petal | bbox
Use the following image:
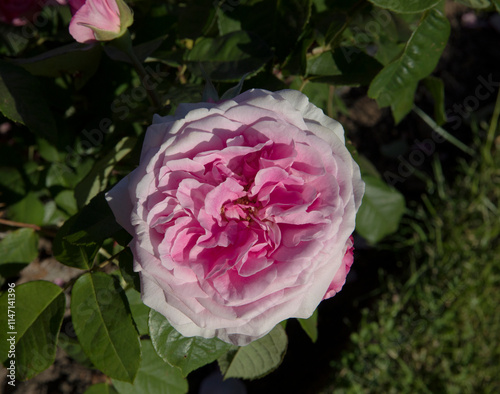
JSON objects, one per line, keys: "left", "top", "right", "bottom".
{"left": 144, "top": 121, "right": 344, "bottom": 301}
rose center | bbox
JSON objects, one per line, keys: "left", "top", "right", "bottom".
{"left": 221, "top": 195, "right": 258, "bottom": 222}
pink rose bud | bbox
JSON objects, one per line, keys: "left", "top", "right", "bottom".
{"left": 106, "top": 89, "right": 365, "bottom": 345}
{"left": 68, "top": 0, "right": 133, "bottom": 43}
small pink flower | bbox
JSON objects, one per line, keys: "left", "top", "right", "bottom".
{"left": 68, "top": 0, "right": 133, "bottom": 43}
{"left": 106, "top": 89, "right": 365, "bottom": 345}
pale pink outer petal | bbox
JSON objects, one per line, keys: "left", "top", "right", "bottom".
{"left": 105, "top": 174, "right": 135, "bottom": 234}
{"left": 274, "top": 89, "right": 346, "bottom": 143}
{"left": 323, "top": 236, "right": 354, "bottom": 299}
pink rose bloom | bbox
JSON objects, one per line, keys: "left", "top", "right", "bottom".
{"left": 68, "top": 0, "right": 133, "bottom": 43}
{"left": 106, "top": 89, "right": 364, "bottom": 345}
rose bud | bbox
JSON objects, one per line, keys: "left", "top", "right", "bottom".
{"left": 106, "top": 89, "right": 365, "bottom": 345}
{"left": 68, "top": 0, "right": 133, "bottom": 43}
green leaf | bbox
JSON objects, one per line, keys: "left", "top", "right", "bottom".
{"left": 36, "top": 137, "right": 60, "bottom": 163}
{"left": 298, "top": 309, "right": 318, "bottom": 343}
{"left": 0, "top": 281, "right": 65, "bottom": 380}
{"left": 325, "top": 13, "right": 348, "bottom": 47}
{"left": 46, "top": 159, "right": 94, "bottom": 189}
{"left": 11, "top": 43, "right": 102, "bottom": 90}
{"left": 454, "top": 0, "right": 491, "bottom": 8}
{"left": 281, "top": 28, "right": 316, "bottom": 76}
{"left": 185, "top": 31, "right": 272, "bottom": 82}
{"left": 216, "top": 4, "right": 242, "bottom": 35}
{"left": 0, "top": 228, "right": 39, "bottom": 277}
{"left": 308, "top": 49, "right": 383, "bottom": 86}
{"left": 74, "top": 136, "right": 136, "bottom": 208}
{"left": 24, "top": 161, "right": 42, "bottom": 189}
{"left": 423, "top": 76, "right": 446, "bottom": 126}
{"left": 374, "top": 36, "right": 405, "bottom": 67}
{"left": 178, "top": 1, "right": 217, "bottom": 39}
{"left": 0, "top": 60, "right": 57, "bottom": 143}
{"left": 149, "top": 309, "right": 232, "bottom": 377}
{"left": 43, "top": 200, "right": 68, "bottom": 226}
{"left": 7, "top": 192, "right": 45, "bottom": 226}
{"left": 63, "top": 192, "right": 123, "bottom": 246}
{"left": 493, "top": 0, "right": 500, "bottom": 11}
{"left": 52, "top": 214, "right": 99, "bottom": 270}
{"left": 54, "top": 190, "right": 78, "bottom": 216}
{"left": 356, "top": 175, "right": 406, "bottom": 244}
{"left": 104, "top": 36, "right": 167, "bottom": 64}
{"left": 217, "top": 0, "right": 312, "bottom": 61}
{"left": 368, "top": 8, "right": 450, "bottom": 123}
{"left": 218, "top": 324, "right": 288, "bottom": 380}
{"left": 112, "top": 340, "right": 188, "bottom": 394}
{"left": 312, "top": 0, "right": 328, "bottom": 12}
{"left": 58, "top": 333, "right": 94, "bottom": 368}
{"left": 0, "top": 167, "right": 26, "bottom": 198}
{"left": 71, "top": 272, "right": 141, "bottom": 382}
{"left": 84, "top": 383, "right": 119, "bottom": 394}
{"left": 367, "top": 0, "right": 442, "bottom": 13}
{"left": 126, "top": 289, "right": 150, "bottom": 336}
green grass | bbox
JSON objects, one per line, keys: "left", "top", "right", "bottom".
{"left": 322, "top": 100, "right": 500, "bottom": 393}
